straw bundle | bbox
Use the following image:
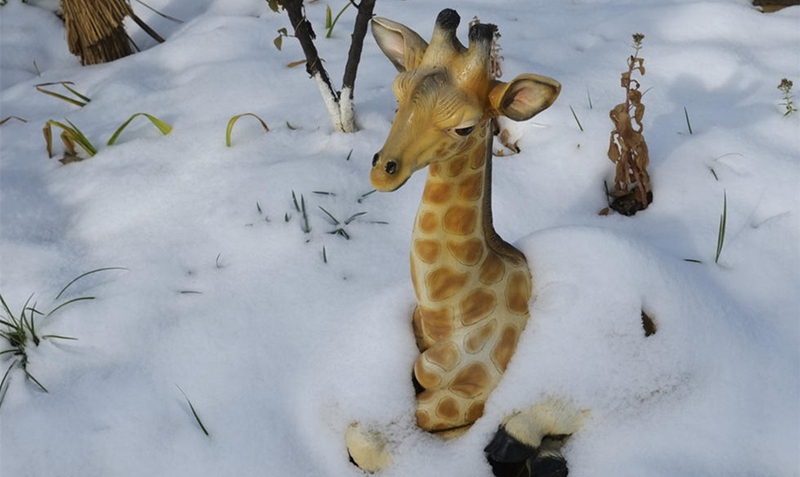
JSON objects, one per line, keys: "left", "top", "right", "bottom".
{"left": 61, "top": 0, "right": 134, "bottom": 65}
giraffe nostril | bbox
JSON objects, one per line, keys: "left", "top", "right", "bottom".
{"left": 372, "top": 153, "right": 380, "bottom": 167}
{"left": 385, "top": 161, "right": 397, "bottom": 175}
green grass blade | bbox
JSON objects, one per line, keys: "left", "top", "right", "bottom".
{"left": 357, "top": 189, "right": 376, "bottom": 203}
{"left": 134, "top": 0, "right": 184, "bottom": 23}
{"left": 0, "top": 361, "right": 16, "bottom": 409}
{"left": 684, "top": 106, "right": 693, "bottom": 135}
{"left": 47, "top": 297, "right": 95, "bottom": 317}
{"left": 56, "top": 267, "right": 128, "bottom": 300}
{"left": 21, "top": 296, "right": 38, "bottom": 345}
{"left": 46, "top": 119, "right": 97, "bottom": 157}
{"left": 0, "top": 318, "right": 18, "bottom": 328}
{"left": 344, "top": 212, "right": 367, "bottom": 225}
{"left": 22, "top": 367, "right": 48, "bottom": 393}
{"left": 318, "top": 206, "right": 340, "bottom": 225}
{"left": 176, "top": 385, "right": 210, "bottom": 436}
{"left": 225, "top": 113, "right": 269, "bottom": 147}
{"left": 35, "top": 82, "right": 89, "bottom": 107}
{"left": 60, "top": 83, "right": 92, "bottom": 104}
{"left": 715, "top": 190, "right": 727, "bottom": 264}
{"left": 301, "top": 195, "right": 310, "bottom": 233}
{"left": 1, "top": 116, "right": 27, "bottom": 126}
{"left": 63, "top": 118, "right": 98, "bottom": 156}
{"left": 292, "top": 191, "right": 300, "bottom": 212}
{"left": 42, "top": 334, "right": 78, "bottom": 341}
{"left": 107, "top": 113, "right": 172, "bottom": 146}
{"left": 0, "top": 293, "right": 19, "bottom": 326}
{"left": 569, "top": 105, "right": 584, "bottom": 132}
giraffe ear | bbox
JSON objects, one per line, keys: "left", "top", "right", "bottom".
{"left": 489, "top": 74, "right": 561, "bottom": 121}
{"left": 371, "top": 17, "right": 429, "bottom": 72}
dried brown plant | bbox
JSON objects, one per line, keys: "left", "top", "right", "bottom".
{"left": 606, "top": 33, "right": 652, "bottom": 216}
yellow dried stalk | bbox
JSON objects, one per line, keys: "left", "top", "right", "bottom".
{"left": 62, "top": 0, "right": 134, "bottom": 65}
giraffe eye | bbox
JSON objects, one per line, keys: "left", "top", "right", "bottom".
{"left": 454, "top": 125, "right": 475, "bottom": 137}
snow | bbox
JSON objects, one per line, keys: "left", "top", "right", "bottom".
{"left": 1, "top": 0, "right": 798, "bottom": 476}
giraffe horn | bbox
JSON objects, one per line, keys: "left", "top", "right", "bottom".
{"left": 421, "top": 9, "right": 465, "bottom": 67}
{"left": 462, "top": 22, "right": 494, "bottom": 82}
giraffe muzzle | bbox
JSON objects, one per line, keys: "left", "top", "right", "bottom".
{"left": 370, "top": 152, "right": 408, "bottom": 192}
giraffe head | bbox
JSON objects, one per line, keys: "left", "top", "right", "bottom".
{"left": 370, "top": 9, "right": 561, "bottom": 192}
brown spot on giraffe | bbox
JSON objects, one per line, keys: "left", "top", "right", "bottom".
{"left": 414, "top": 239, "right": 441, "bottom": 264}
{"left": 458, "top": 172, "right": 483, "bottom": 201}
{"left": 471, "top": 149, "right": 485, "bottom": 169}
{"left": 465, "top": 401, "right": 485, "bottom": 423}
{"left": 442, "top": 205, "right": 478, "bottom": 235}
{"left": 447, "top": 155, "right": 469, "bottom": 177}
{"left": 424, "top": 341, "right": 461, "bottom": 371}
{"left": 479, "top": 252, "right": 506, "bottom": 285}
{"left": 491, "top": 325, "right": 520, "bottom": 373}
{"left": 506, "top": 270, "right": 532, "bottom": 315}
{"left": 446, "top": 238, "right": 484, "bottom": 266}
{"left": 460, "top": 288, "right": 496, "bottom": 325}
{"left": 417, "top": 305, "right": 454, "bottom": 341}
{"left": 412, "top": 306, "right": 425, "bottom": 350}
{"left": 426, "top": 267, "right": 469, "bottom": 302}
{"left": 423, "top": 181, "right": 454, "bottom": 205}
{"left": 415, "top": 409, "right": 431, "bottom": 429}
{"left": 464, "top": 319, "right": 497, "bottom": 353}
{"left": 450, "top": 362, "right": 490, "bottom": 398}
{"left": 436, "top": 396, "right": 461, "bottom": 422}
{"left": 419, "top": 211, "right": 439, "bottom": 234}
{"left": 414, "top": 357, "right": 442, "bottom": 388}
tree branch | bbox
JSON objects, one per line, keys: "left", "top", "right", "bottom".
{"left": 341, "top": 0, "right": 375, "bottom": 93}
{"left": 282, "top": 0, "right": 337, "bottom": 99}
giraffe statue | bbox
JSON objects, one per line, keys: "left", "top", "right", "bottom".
{"left": 347, "top": 9, "right": 584, "bottom": 476}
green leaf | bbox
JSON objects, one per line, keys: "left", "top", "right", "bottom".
{"left": 225, "top": 113, "right": 269, "bottom": 147}
{"left": 46, "top": 119, "right": 98, "bottom": 157}
{"left": 107, "top": 113, "right": 172, "bottom": 146}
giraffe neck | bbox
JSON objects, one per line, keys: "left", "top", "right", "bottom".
{"left": 410, "top": 121, "right": 526, "bottom": 320}
{"left": 408, "top": 123, "right": 533, "bottom": 433}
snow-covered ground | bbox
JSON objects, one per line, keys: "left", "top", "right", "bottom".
{"left": 1, "top": 0, "right": 798, "bottom": 476}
